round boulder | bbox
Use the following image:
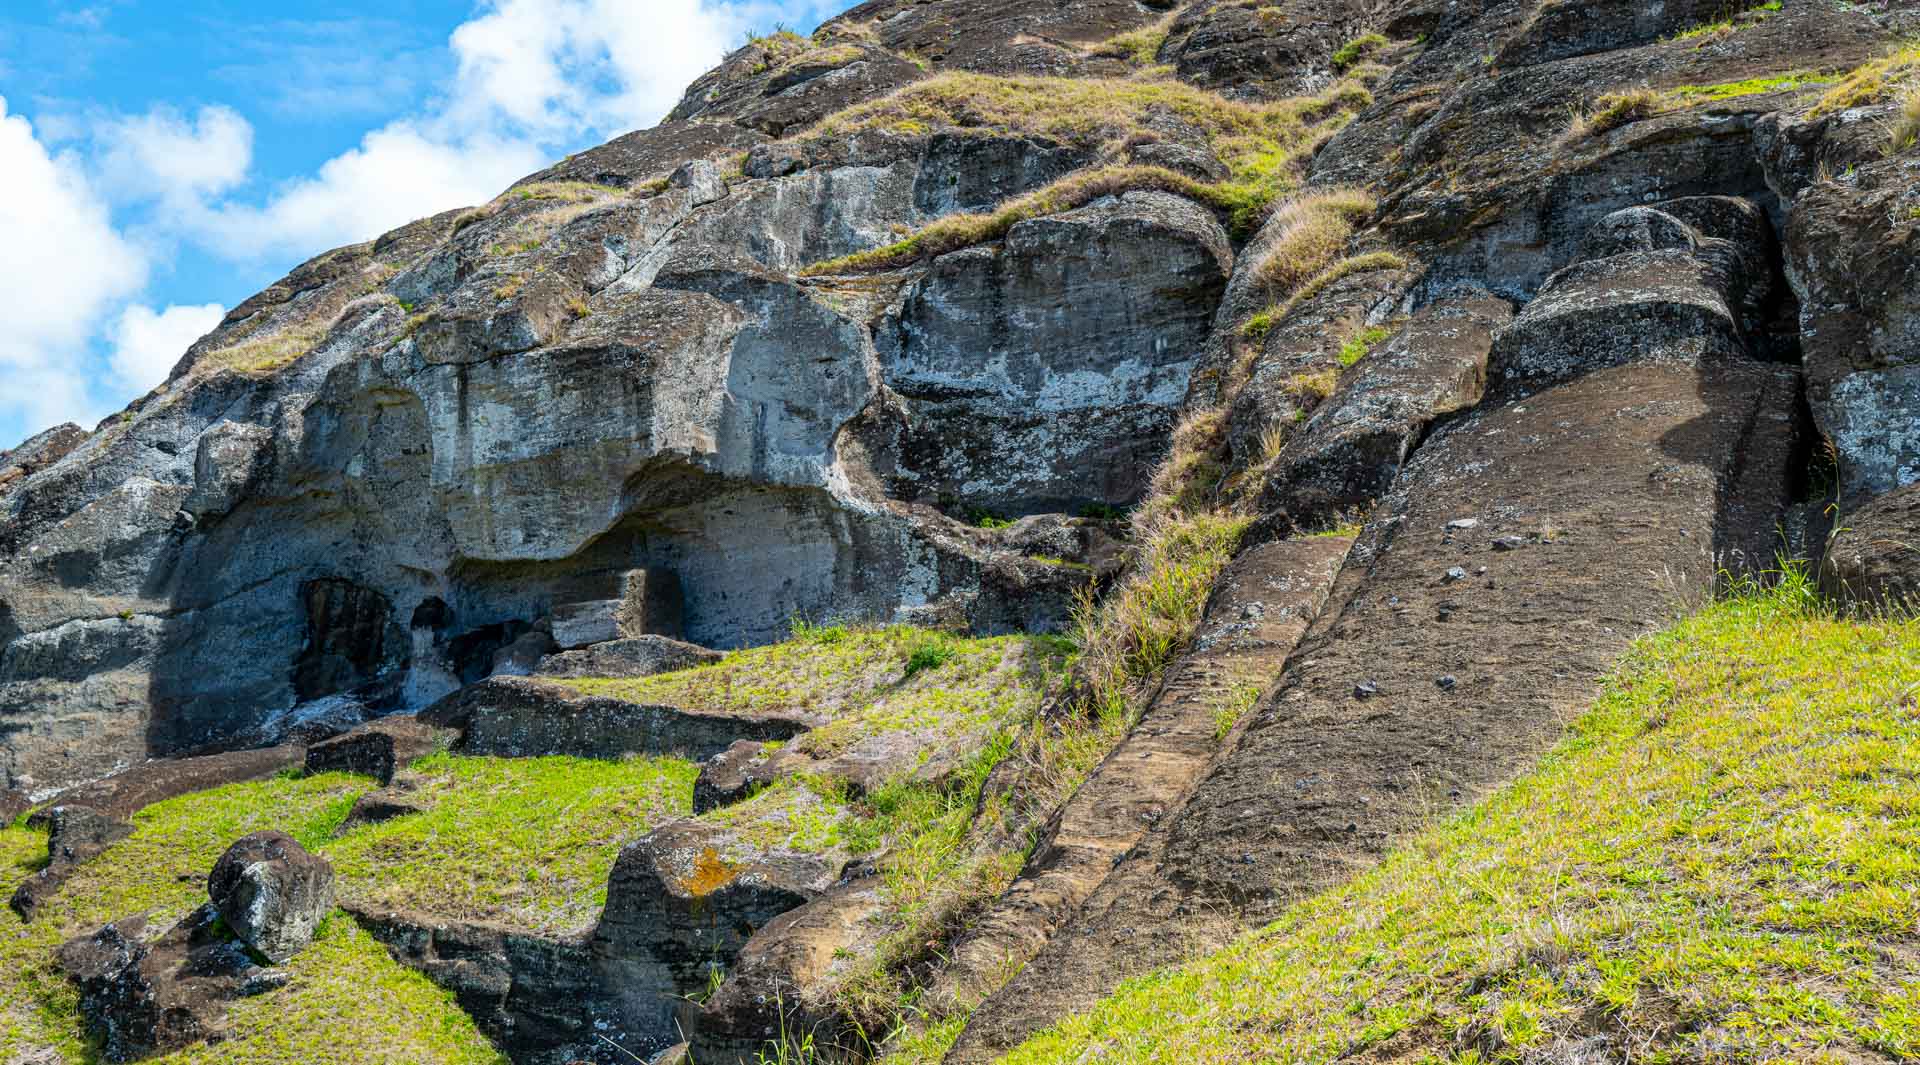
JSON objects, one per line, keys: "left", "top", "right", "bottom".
{"left": 207, "top": 831, "right": 335, "bottom": 963}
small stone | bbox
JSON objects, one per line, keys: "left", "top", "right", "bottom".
{"left": 1492, "top": 535, "right": 1527, "bottom": 551}
{"left": 1476, "top": 566, "right": 1489, "bottom": 576}
{"left": 237, "top": 969, "right": 291, "bottom": 997}
{"left": 1446, "top": 518, "right": 1479, "bottom": 531}
{"left": 1354, "top": 682, "right": 1380, "bottom": 700}
{"left": 1437, "top": 675, "right": 1457, "bottom": 691}
{"left": 1442, "top": 567, "right": 1469, "bottom": 583}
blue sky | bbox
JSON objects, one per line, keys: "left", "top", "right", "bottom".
{"left": 0, "top": 0, "right": 838, "bottom": 447}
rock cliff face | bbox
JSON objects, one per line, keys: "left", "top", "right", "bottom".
{"left": 3, "top": 0, "right": 1919, "bottom": 1062}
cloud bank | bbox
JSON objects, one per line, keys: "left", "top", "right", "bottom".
{"left": 2, "top": 0, "right": 820, "bottom": 444}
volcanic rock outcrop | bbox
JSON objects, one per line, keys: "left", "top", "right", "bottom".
{"left": 4, "top": 0, "right": 1919, "bottom": 1062}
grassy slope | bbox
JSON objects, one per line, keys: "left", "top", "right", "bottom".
{"left": 995, "top": 573, "right": 1920, "bottom": 1064}
{"left": 0, "top": 628, "right": 1071, "bottom": 1062}
{"left": 0, "top": 755, "right": 702, "bottom": 1063}
{"left": 328, "top": 753, "right": 698, "bottom": 935}
{"left": 0, "top": 773, "right": 507, "bottom": 1065}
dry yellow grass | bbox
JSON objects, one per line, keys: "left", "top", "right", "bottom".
{"left": 1251, "top": 188, "right": 1377, "bottom": 294}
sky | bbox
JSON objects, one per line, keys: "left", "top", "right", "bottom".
{"left": 0, "top": 0, "right": 840, "bottom": 448}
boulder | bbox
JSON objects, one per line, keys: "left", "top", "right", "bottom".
{"left": 1488, "top": 203, "right": 1767, "bottom": 398}
{"left": 304, "top": 716, "right": 453, "bottom": 785}
{"left": 0, "top": 422, "right": 87, "bottom": 498}
{"left": 534, "top": 635, "right": 723, "bottom": 680}
{"left": 693, "top": 740, "right": 782, "bottom": 814}
{"left": 594, "top": 791, "right": 858, "bottom": 1011}
{"left": 1784, "top": 156, "right": 1920, "bottom": 501}
{"left": 207, "top": 830, "right": 336, "bottom": 963}
{"left": 423, "top": 676, "right": 809, "bottom": 762}
{"left": 59, "top": 906, "right": 286, "bottom": 1062}
{"left": 0, "top": 788, "right": 27, "bottom": 825}
{"left": 550, "top": 569, "right": 686, "bottom": 650}
{"left": 488, "top": 629, "right": 557, "bottom": 678}
{"left": 1823, "top": 483, "right": 1920, "bottom": 613}
{"left": 682, "top": 881, "right": 886, "bottom": 1063}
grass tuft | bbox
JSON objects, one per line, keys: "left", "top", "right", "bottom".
{"left": 1568, "top": 88, "right": 1662, "bottom": 139}
{"left": 1811, "top": 43, "right": 1920, "bottom": 118}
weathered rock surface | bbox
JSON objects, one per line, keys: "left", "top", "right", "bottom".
{"left": 304, "top": 716, "right": 452, "bottom": 785}
{"left": 1785, "top": 155, "right": 1920, "bottom": 501}
{"left": 1823, "top": 482, "right": 1920, "bottom": 612}
{"left": 27, "top": 745, "right": 303, "bottom": 825}
{"left": 349, "top": 906, "right": 611, "bottom": 1065}
{"left": 423, "top": 676, "right": 809, "bottom": 761}
{"left": 682, "top": 880, "right": 886, "bottom": 1063}
{"left": 11, "top": 805, "right": 136, "bottom": 920}
{"left": 59, "top": 905, "right": 288, "bottom": 1062}
{"left": 533, "top": 635, "right": 723, "bottom": 680}
{"left": 1261, "top": 293, "right": 1510, "bottom": 531}
{"left": 207, "top": 831, "right": 336, "bottom": 963}
{"left": 861, "top": 191, "right": 1232, "bottom": 516}
{"left": 0, "top": 423, "right": 87, "bottom": 498}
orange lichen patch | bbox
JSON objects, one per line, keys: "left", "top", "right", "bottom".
{"left": 680, "top": 847, "right": 740, "bottom": 898}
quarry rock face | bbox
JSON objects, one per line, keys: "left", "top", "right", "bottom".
{"left": 7, "top": 0, "right": 1920, "bottom": 1061}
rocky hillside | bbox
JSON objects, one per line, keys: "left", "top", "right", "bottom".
{"left": 2, "top": 0, "right": 1919, "bottom": 1062}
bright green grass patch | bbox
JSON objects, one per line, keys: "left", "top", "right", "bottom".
{"left": 1005, "top": 571, "right": 1920, "bottom": 1063}
{"left": 1337, "top": 325, "right": 1393, "bottom": 368}
{"left": 0, "top": 772, "right": 506, "bottom": 1064}
{"left": 1669, "top": 70, "right": 1832, "bottom": 102}
{"left": 1671, "top": 1, "right": 1782, "bottom": 43}
{"left": 327, "top": 753, "right": 698, "bottom": 935}
{"left": 560, "top": 629, "right": 1068, "bottom": 760}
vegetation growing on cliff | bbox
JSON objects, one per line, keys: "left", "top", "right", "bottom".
{"left": 798, "top": 66, "right": 1385, "bottom": 273}
{"left": 1004, "top": 571, "right": 1920, "bottom": 1063}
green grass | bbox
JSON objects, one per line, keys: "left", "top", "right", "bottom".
{"left": 1670, "top": 1, "right": 1782, "bottom": 43}
{"left": 1332, "top": 33, "right": 1388, "bottom": 72}
{"left": 1669, "top": 70, "right": 1831, "bottom": 102}
{"left": 1003, "top": 569, "right": 1920, "bottom": 1063}
{"left": 0, "top": 772, "right": 506, "bottom": 1064}
{"left": 1241, "top": 251, "right": 1410, "bottom": 340}
{"left": 1337, "top": 325, "right": 1393, "bottom": 368}
{"left": 327, "top": 753, "right": 698, "bottom": 934}
{"left": 559, "top": 628, "right": 1066, "bottom": 755}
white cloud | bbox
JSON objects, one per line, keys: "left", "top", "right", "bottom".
{"left": 108, "top": 303, "right": 225, "bottom": 392}
{"left": 194, "top": 123, "right": 545, "bottom": 262}
{"left": 0, "top": 95, "right": 147, "bottom": 434}
{"left": 185, "top": 0, "right": 778, "bottom": 262}
{"left": 93, "top": 105, "right": 253, "bottom": 208}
